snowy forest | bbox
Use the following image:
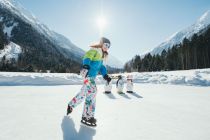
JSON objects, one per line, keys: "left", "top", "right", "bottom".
{"left": 0, "top": 22, "right": 8, "bottom": 49}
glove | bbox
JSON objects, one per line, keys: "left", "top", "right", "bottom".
{"left": 80, "top": 65, "right": 90, "bottom": 78}
{"left": 103, "top": 74, "right": 111, "bottom": 84}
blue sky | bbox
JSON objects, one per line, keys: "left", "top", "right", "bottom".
{"left": 17, "top": 0, "right": 210, "bottom": 63}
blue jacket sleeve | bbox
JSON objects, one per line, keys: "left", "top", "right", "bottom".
{"left": 100, "top": 64, "right": 107, "bottom": 77}
{"left": 83, "top": 58, "right": 91, "bottom": 66}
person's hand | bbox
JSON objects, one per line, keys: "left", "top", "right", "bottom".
{"left": 103, "top": 74, "right": 111, "bottom": 84}
{"left": 80, "top": 65, "right": 89, "bottom": 78}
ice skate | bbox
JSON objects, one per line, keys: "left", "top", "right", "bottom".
{"left": 81, "top": 117, "right": 97, "bottom": 127}
{"left": 66, "top": 105, "right": 73, "bottom": 115}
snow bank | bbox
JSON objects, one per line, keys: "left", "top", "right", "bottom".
{"left": 0, "top": 69, "right": 209, "bottom": 86}
{"left": 132, "top": 68, "right": 210, "bottom": 86}
{"left": 0, "top": 72, "right": 83, "bottom": 86}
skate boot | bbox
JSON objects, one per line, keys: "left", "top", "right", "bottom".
{"left": 105, "top": 91, "right": 111, "bottom": 94}
{"left": 81, "top": 117, "right": 97, "bottom": 127}
{"left": 67, "top": 105, "right": 73, "bottom": 115}
{"left": 118, "top": 91, "right": 124, "bottom": 94}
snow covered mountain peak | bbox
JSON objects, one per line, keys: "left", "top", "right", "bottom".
{"left": 0, "top": 0, "right": 48, "bottom": 35}
{"left": 0, "top": 0, "right": 85, "bottom": 59}
{"left": 145, "top": 10, "right": 210, "bottom": 56}
{"left": 198, "top": 10, "right": 210, "bottom": 23}
{"left": 1, "top": 0, "right": 19, "bottom": 6}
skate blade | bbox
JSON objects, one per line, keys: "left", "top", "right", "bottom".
{"left": 104, "top": 92, "right": 111, "bottom": 94}
{"left": 81, "top": 120, "right": 97, "bottom": 127}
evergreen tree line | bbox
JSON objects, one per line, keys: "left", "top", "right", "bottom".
{"left": 106, "top": 65, "right": 123, "bottom": 74}
{"left": 124, "top": 27, "right": 210, "bottom": 72}
{"left": 0, "top": 43, "right": 81, "bottom": 73}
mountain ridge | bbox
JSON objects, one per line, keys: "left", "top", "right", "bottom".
{"left": 146, "top": 10, "right": 210, "bottom": 56}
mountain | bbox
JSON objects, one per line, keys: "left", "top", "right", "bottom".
{"left": 147, "top": 10, "right": 210, "bottom": 56}
{"left": 0, "top": 0, "right": 85, "bottom": 60}
{"left": 126, "top": 10, "right": 210, "bottom": 72}
{"left": 0, "top": 0, "right": 84, "bottom": 72}
{"left": 106, "top": 55, "right": 124, "bottom": 69}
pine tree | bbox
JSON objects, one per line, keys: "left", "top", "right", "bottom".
{"left": 0, "top": 23, "right": 5, "bottom": 50}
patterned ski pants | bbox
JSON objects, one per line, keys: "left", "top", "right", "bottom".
{"left": 68, "top": 78, "right": 97, "bottom": 118}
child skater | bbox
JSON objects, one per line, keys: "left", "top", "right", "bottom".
{"left": 66, "top": 37, "right": 111, "bottom": 127}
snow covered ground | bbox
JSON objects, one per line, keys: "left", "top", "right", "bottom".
{"left": 0, "top": 84, "right": 210, "bottom": 140}
{"left": 0, "top": 69, "right": 210, "bottom": 140}
{"left": 132, "top": 68, "right": 210, "bottom": 86}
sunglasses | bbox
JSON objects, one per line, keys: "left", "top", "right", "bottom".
{"left": 103, "top": 43, "right": 110, "bottom": 49}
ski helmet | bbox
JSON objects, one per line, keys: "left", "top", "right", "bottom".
{"left": 127, "top": 75, "right": 133, "bottom": 80}
{"left": 101, "top": 37, "right": 111, "bottom": 48}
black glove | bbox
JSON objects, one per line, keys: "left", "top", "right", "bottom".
{"left": 103, "top": 74, "right": 111, "bottom": 84}
{"left": 82, "top": 65, "right": 90, "bottom": 70}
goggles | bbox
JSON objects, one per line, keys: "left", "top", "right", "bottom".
{"left": 103, "top": 43, "right": 110, "bottom": 49}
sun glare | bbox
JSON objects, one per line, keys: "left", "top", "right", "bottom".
{"left": 96, "top": 16, "right": 107, "bottom": 36}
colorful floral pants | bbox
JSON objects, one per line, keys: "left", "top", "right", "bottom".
{"left": 68, "top": 78, "right": 97, "bottom": 118}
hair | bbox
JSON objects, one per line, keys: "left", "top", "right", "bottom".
{"left": 90, "top": 42, "right": 109, "bottom": 60}
{"left": 103, "top": 51, "right": 108, "bottom": 60}
{"left": 90, "top": 43, "right": 102, "bottom": 49}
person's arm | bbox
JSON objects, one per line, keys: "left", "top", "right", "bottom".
{"left": 100, "top": 64, "right": 111, "bottom": 84}
{"left": 99, "top": 64, "right": 107, "bottom": 77}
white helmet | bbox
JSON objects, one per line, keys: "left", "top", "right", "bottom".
{"left": 127, "top": 75, "right": 133, "bottom": 80}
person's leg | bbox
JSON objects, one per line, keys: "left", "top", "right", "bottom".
{"left": 68, "top": 84, "right": 88, "bottom": 108}
{"left": 82, "top": 79, "right": 97, "bottom": 119}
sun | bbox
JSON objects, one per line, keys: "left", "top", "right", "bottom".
{"left": 97, "top": 16, "right": 107, "bottom": 29}
{"left": 96, "top": 16, "right": 107, "bottom": 36}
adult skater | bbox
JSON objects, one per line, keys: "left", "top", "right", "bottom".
{"left": 66, "top": 37, "right": 111, "bottom": 127}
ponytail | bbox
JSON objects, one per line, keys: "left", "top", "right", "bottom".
{"left": 89, "top": 41, "right": 109, "bottom": 60}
